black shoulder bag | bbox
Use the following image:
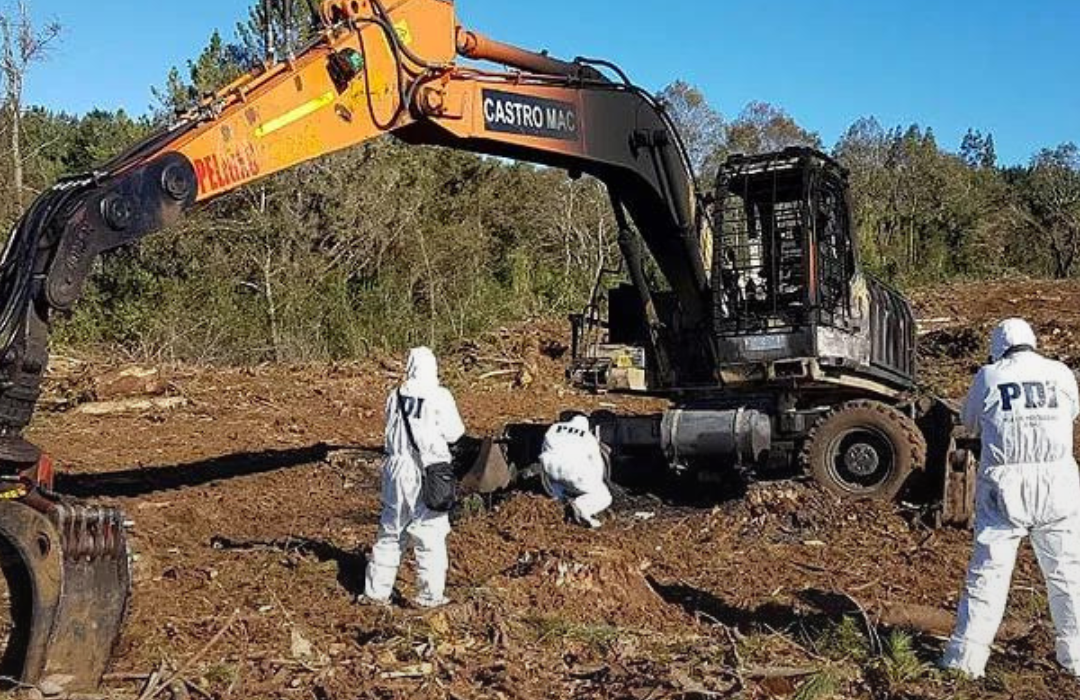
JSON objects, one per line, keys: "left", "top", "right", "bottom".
{"left": 396, "top": 391, "right": 457, "bottom": 512}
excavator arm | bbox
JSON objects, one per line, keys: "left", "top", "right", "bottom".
{"left": 0, "top": 0, "right": 712, "bottom": 690}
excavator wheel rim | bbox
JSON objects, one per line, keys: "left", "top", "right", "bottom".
{"left": 823, "top": 425, "right": 895, "bottom": 488}
{"left": 802, "top": 400, "right": 928, "bottom": 501}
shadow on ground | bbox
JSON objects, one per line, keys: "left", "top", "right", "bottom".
{"left": 210, "top": 535, "right": 368, "bottom": 597}
{"left": 55, "top": 443, "right": 383, "bottom": 499}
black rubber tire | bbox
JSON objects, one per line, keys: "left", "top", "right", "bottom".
{"left": 802, "top": 400, "right": 927, "bottom": 501}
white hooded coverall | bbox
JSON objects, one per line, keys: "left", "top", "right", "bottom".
{"left": 363, "top": 347, "right": 465, "bottom": 607}
{"left": 539, "top": 416, "right": 612, "bottom": 527}
{"left": 943, "top": 319, "right": 1080, "bottom": 677}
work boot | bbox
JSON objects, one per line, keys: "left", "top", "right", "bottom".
{"left": 938, "top": 642, "right": 989, "bottom": 680}
{"left": 570, "top": 503, "right": 602, "bottom": 529}
{"left": 413, "top": 595, "right": 450, "bottom": 609}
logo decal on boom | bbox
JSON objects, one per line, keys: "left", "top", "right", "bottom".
{"left": 482, "top": 89, "right": 579, "bottom": 141}
{"left": 194, "top": 142, "right": 262, "bottom": 197}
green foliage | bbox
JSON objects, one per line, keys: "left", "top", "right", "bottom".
{"left": 794, "top": 670, "right": 841, "bottom": 700}
{"left": 235, "top": 0, "right": 318, "bottom": 65}
{"left": 817, "top": 616, "right": 871, "bottom": 663}
{"left": 726, "top": 100, "right": 822, "bottom": 156}
{"left": 152, "top": 30, "right": 247, "bottom": 114}
{"left": 658, "top": 80, "right": 726, "bottom": 180}
{"left": 833, "top": 118, "right": 1039, "bottom": 284}
{"left": 878, "top": 629, "right": 928, "bottom": 686}
{"left": 63, "top": 108, "right": 152, "bottom": 170}
{"left": 961, "top": 128, "right": 997, "bottom": 169}
{"left": 524, "top": 615, "right": 621, "bottom": 651}
{"left": 1014, "top": 143, "right": 1080, "bottom": 278}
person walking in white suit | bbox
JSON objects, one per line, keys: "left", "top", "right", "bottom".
{"left": 942, "top": 318, "right": 1080, "bottom": 677}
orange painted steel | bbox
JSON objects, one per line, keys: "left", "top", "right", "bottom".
{"left": 456, "top": 27, "right": 591, "bottom": 79}
{"left": 140, "top": 0, "right": 610, "bottom": 203}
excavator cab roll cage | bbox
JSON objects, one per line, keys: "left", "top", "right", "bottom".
{"left": 714, "top": 148, "right": 858, "bottom": 337}
{"left": 709, "top": 148, "right": 916, "bottom": 394}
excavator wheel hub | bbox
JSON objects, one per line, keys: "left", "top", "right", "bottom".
{"left": 844, "top": 442, "right": 881, "bottom": 477}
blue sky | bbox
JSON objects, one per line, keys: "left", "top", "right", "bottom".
{"left": 19, "top": 0, "right": 1079, "bottom": 165}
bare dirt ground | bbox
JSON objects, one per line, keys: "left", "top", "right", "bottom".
{"left": 19, "top": 281, "right": 1080, "bottom": 699}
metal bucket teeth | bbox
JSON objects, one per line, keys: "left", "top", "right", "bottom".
{"left": 0, "top": 496, "right": 131, "bottom": 693}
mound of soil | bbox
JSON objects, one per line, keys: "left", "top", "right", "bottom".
{"left": 499, "top": 546, "right": 681, "bottom": 630}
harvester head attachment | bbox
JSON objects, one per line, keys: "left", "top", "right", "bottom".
{"left": 0, "top": 477, "right": 130, "bottom": 694}
{"left": 456, "top": 437, "right": 512, "bottom": 494}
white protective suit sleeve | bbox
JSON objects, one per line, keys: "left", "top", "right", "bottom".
{"left": 364, "top": 347, "right": 461, "bottom": 606}
{"left": 943, "top": 320, "right": 1080, "bottom": 678}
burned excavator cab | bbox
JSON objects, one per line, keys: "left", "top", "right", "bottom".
{"left": 571, "top": 147, "right": 917, "bottom": 397}
{"left": 713, "top": 147, "right": 916, "bottom": 394}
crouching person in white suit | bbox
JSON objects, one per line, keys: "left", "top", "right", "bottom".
{"left": 942, "top": 318, "right": 1080, "bottom": 677}
{"left": 362, "top": 347, "right": 465, "bottom": 608}
{"left": 539, "top": 412, "right": 612, "bottom": 528}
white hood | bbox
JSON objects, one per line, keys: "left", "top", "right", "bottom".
{"left": 404, "top": 346, "right": 439, "bottom": 391}
{"left": 569, "top": 415, "right": 591, "bottom": 433}
{"left": 990, "top": 318, "right": 1038, "bottom": 362}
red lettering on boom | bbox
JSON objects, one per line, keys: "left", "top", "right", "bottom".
{"left": 194, "top": 143, "right": 263, "bottom": 196}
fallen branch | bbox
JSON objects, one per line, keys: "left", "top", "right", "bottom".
{"left": 806, "top": 591, "right": 1035, "bottom": 642}
{"left": 0, "top": 675, "right": 35, "bottom": 691}
{"left": 141, "top": 609, "right": 241, "bottom": 700}
{"left": 670, "top": 667, "right": 726, "bottom": 697}
{"left": 720, "top": 625, "right": 745, "bottom": 692}
{"left": 379, "top": 662, "right": 433, "bottom": 679}
{"left": 874, "top": 600, "right": 1033, "bottom": 641}
{"left": 743, "top": 666, "right": 818, "bottom": 679}
{"left": 136, "top": 662, "right": 166, "bottom": 700}
{"left": 838, "top": 590, "right": 881, "bottom": 656}
{"left": 76, "top": 396, "right": 188, "bottom": 416}
{"left": 791, "top": 559, "right": 829, "bottom": 574}
{"left": 102, "top": 672, "right": 152, "bottom": 682}
{"left": 184, "top": 678, "right": 215, "bottom": 700}
{"left": 475, "top": 356, "right": 525, "bottom": 366}
{"left": 266, "top": 658, "right": 325, "bottom": 673}
{"left": 477, "top": 369, "right": 517, "bottom": 381}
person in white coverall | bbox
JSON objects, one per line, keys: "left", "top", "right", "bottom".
{"left": 362, "top": 347, "right": 465, "bottom": 608}
{"left": 539, "top": 413, "right": 612, "bottom": 528}
{"left": 942, "top": 318, "right": 1080, "bottom": 677}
